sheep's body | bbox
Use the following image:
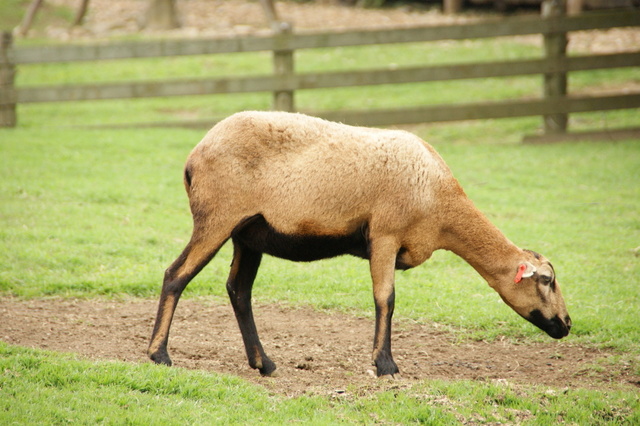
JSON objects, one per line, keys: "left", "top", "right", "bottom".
{"left": 149, "top": 111, "right": 571, "bottom": 377}
{"left": 186, "top": 112, "right": 453, "bottom": 266}
{"left": 186, "top": 112, "right": 448, "bottom": 267}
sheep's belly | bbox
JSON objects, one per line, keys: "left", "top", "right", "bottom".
{"left": 232, "top": 214, "right": 369, "bottom": 262}
{"left": 231, "top": 214, "right": 417, "bottom": 271}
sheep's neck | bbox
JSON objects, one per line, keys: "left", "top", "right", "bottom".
{"left": 439, "top": 197, "right": 521, "bottom": 288}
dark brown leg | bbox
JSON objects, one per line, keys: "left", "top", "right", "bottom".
{"left": 369, "top": 235, "right": 400, "bottom": 377}
{"left": 373, "top": 288, "right": 397, "bottom": 376}
{"left": 226, "top": 240, "right": 276, "bottom": 376}
{"left": 148, "top": 230, "right": 228, "bottom": 366}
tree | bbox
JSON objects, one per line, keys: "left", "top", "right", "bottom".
{"left": 15, "top": 0, "right": 44, "bottom": 37}
{"left": 142, "top": 0, "right": 181, "bottom": 30}
{"left": 71, "top": 0, "right": 91, "bottom": 27}
{"left": 16, "top": 0, "right": 92, "bottom": 36}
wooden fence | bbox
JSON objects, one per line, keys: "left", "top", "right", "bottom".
{"left": 1, "top": 7, "right": 639, "bottom": 138}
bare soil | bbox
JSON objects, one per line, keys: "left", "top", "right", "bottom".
{"left": 1, "top": 298, "right": 638, "bottom": 396}
{"left": 43, "top": 0, "right": 640, "bottom": 54}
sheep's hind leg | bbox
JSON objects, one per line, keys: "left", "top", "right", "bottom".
{"left": 148, "top": 229, "right": 229, "bottom": 366}
{"left": 227, "top": 240, "right": 276, "bottom": 376}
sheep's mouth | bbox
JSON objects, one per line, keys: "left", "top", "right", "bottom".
{"left": 526, "top": 310, "right": 571, "bottom": 339}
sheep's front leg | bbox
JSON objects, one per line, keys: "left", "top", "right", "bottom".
{"left": 369, "top": 235, "right": 400, "bottom": 377}
{"left": 227, "top": 240, "right": 276, "bottom": 376}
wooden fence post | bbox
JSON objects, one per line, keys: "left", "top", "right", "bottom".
{"left": 0, "top": 31, "right": 17, "bottom": 128}
{"left": 542, "top": 0, "right": 568, "bottom": 134}
{"left": 272, "top": 22, "right": 295, "bottom": 112}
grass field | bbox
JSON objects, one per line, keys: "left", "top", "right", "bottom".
{"left": 2, "top": 124, "right": 639, "bottom": 348}
{"left": 2, "top": 342, "right": 638, "bottom": 425}
{"left": 1, "top": 2, "right": 639, "bottom": 424}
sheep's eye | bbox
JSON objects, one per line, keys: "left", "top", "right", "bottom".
{"left": 540, "top": 275, "right": 553, "bottom": 286}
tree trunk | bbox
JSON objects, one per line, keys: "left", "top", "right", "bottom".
{"left": 16, "top": 0, "right": 45, "bottom": 37}
{"left": 72, "top": 0, "right": 91, "bottom": 27}
{"left": 443, "top": 0, "right": 463, "bottom": 14}
{"left": 260, "top": 0, "right": 279, "bottom": 28}
{"left": 142, "top": 0, "right": 180, "bottom": 31}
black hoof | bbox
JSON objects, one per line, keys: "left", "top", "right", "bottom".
{"left": 374, "top": 356, "right": 399, "bottom": 377}
{"left": 258, "top": 358, "right": 277, "bottom": 377}
{"left": 150, "top": 351, "right": 173, "bottom": 367}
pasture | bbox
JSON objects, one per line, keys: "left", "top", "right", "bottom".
{"left": 1, "top": 1, "right": 639, "bottom": 423}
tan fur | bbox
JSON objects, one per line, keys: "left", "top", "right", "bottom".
{"left": 149, "top": 111, "right": 571, "bottom": 376}
{"left": 187, "top": 111, "right": 447, "bottom": 238}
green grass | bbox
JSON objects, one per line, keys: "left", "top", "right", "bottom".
{"left": 2, "top": 342, "right": 638, "bottom": 424}
{"left": 2, "top": 127, "right": 638, "bottom": 354}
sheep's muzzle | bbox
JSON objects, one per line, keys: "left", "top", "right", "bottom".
{"left": 527, "top": 309, "right": 572, "bottom": 339}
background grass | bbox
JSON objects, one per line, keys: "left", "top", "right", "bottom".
{"left": 2, "top": 125, "right": 638, "bottom": 353}
{"left": 1, "top": 2, "right": 639, "bottom": 423}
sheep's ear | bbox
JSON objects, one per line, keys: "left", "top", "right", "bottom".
{"left": 514, "top": 262, "right": 537, "bottom": 283}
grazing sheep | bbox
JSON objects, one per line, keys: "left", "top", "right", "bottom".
{"left": 148, "top": 111, "right": 571, "bottom": 377}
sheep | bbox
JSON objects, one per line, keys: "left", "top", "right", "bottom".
{"left": 148, "top": 111, "right": 572, "bottom": 377}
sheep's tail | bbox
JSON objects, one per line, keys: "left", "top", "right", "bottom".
{"left": 184, "top": 161, "right": 193, "bottom": 193}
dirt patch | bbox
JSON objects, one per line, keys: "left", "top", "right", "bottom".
{"left": 1, "top": 298, "right": 637, "bottom": 396}
{"left": 45, "top": 0, "right": 485, "bottom": 39}
{"left": 42, "top": 0, "right": 640, "bottom": 55}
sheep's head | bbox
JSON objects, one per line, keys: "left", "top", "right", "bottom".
{"left": 498, "top": 250, "right": 571, "bottom": 339}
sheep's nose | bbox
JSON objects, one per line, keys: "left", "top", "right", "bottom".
{"left": 565, "top": 316, "right": 572, "bottom": 331}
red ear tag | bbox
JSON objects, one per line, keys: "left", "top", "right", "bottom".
{"left": 514, "top": 264, "right": 527, "bottom": 283}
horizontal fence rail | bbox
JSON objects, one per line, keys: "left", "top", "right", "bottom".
{"left": 316, "top": 93, "right": 640, "bottom": 127}
{"left": 1, "top": 6, "right": 639, "bottom": 138}
{"left": 11, "top": 51, "right": 639, "bottom": 104}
